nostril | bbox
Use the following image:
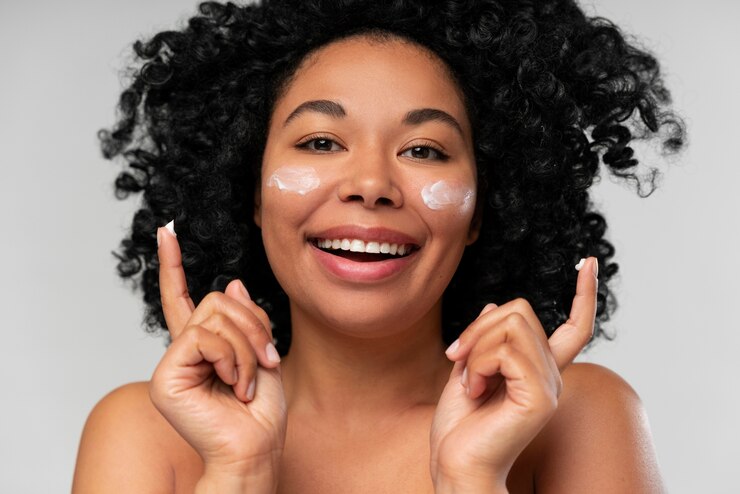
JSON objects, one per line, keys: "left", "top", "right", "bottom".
{"left": 338, "top": 180, "right": 402, "bottom": 208}
{"left": 344, "top": 194, "right": 395, "bottom": 207}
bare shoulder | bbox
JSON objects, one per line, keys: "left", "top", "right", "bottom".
{"left": 530, "top": 362, "right": 666, "bottom": 493}
{"left": 560, "top": 361, "right": 641, "bottom": 405}
{"left": 84, "top": 381, "right": 164, "bottom": 427}
{"left": 72, "top": 381, "right": 185, "bottom": 493}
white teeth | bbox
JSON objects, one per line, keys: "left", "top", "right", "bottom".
{"left": 315, "top": 238, "right": 414, "bottom": 256}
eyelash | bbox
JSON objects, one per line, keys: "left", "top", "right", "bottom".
{"left": 295, "top": 133, "right": 450, "bottom": 162}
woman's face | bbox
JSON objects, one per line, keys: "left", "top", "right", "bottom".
{"left": 257, "top": 35, "right": 478, "bottom": 336}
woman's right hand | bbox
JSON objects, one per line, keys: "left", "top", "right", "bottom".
{"left": 149, "top": 222, "right": 287, "bottom": 488}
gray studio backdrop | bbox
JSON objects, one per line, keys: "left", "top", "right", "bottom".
{"left": 1, "top": 0, "right": 738, "bottom": 492}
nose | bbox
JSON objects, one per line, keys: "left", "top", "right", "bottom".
{"left": 337, "top": 151, "right": 403, "bottom": 209}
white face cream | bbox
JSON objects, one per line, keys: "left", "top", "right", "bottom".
{"left": 421, "top": 180, "right": 475, "bottom": 213}
{"left": 266, "top": 165, "right": 321, "bottom": 195}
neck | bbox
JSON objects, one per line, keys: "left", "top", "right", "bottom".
{"left": 280, "top": 301, "right": 452, "bottom": 421}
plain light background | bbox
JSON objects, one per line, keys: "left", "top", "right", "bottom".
{"left": 1, "top": 0, "right": 738, "bottom": 492}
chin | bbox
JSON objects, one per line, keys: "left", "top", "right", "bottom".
{"left": 291, "top": 294, "right": 442, "bottom": 340}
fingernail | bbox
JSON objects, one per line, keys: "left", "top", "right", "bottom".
{"left": 461, "top": 367, "right": 468, "bottom": 389}
{"left": 265, "top": 342, "right": 281, "bottom": 363}
{"left": 445, "top": 339, "right": 460, "bottom": 357}
{"left": 156, "top": 228, "right": 162, "bottom": 247}
{"left": 575, "top": 258, "right": 586, "bottom": 271}
{"left": 480, "top": 303, "right": 497, "bottom": 315}
{"left": 246, "top": 379, "right": 256, "bottom": 401}
{"left": 238, "top": 280, "right": 251, "bottom": 300}
{"left": 232, "top": 368, "right": 238, "bottom": 384}
{"left": 592, "top": 257, "right": 599, "bottom": 277}
{"left": 164, "top": 220, "right": 176, "bottom": 237}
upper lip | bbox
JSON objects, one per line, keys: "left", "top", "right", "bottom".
{"left": 308, "top": 226, "right": 422, "bottom": 247}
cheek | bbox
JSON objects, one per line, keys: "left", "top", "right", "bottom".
{"left": 420, "top": 179, "right": 476, "bottom": 215}
{"left": 260, "top": 164, "right": 332, "bottom": 236}
{"left": 265, "top": 165, "right": 321, "bottom": 195}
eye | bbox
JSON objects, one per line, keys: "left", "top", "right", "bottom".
{"left": 400, "top": 142, "right": 450, "bottom": 162}
{"left": 296, "top": 135, "right": 343, "bottom": 152}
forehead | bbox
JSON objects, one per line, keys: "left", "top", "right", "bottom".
{"left": 271, "top": 35, "right": 471, "bottom": 136}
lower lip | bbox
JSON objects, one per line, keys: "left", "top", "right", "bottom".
{"left": 309, "top": 243, "right": 417, "bottom": 283}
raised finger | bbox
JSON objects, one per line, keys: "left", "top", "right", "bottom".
{"left": 189, "top": 289, "right": 281, "bottom": 369}
{"left": 157, "top": 220, "right": 195, "bottom": 338}
{"left": 548, "top": 257, "right": 599, "bottom": 370}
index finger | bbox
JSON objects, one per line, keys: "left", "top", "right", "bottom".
{"left": 548, "top": 257, "right": 599, "bottom": 370}
{"left": 157, "top": 220, "right": 195, "bottom": 337}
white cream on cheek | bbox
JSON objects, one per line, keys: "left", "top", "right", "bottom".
{"left": 266, "top": 165, "right": 321, "bottom": 195}
{"left": 421, "top": 180, "right": 475, "bottom": 213}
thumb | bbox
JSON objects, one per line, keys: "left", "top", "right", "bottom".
{"left": 449, "top": 359, "right": 466, "bottom": 382}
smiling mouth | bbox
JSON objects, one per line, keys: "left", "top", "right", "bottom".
{"left": 310, "top": 238, "right": 418, "bottom": 262}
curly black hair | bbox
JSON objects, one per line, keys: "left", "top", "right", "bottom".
{"left": 100, "top": 0, "right": 684, "bottom": 355}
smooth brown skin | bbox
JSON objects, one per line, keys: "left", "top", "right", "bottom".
{"left": 73, "top": 37, "right": 666, "bottom": 493}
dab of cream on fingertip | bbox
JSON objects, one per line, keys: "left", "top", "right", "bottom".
{"left": 575, "top": 258, "right": 586, "bottom": 271}
{"left": 164, "top": 220, "right": 176, "bottom": 237}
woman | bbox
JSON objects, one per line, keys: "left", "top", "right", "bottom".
{"left": 73, "top": 0, "right": 683, "bottom": 492}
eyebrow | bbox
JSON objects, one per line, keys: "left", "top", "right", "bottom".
{"left": 282, "top": 99, "right": 465, "bottom": 138}
{"left": 283, "top": 100, "right": 347, "bottom": 127}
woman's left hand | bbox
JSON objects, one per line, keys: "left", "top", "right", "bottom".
{"left": 430, "top": 257, "right": 599, "bottom": 493}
